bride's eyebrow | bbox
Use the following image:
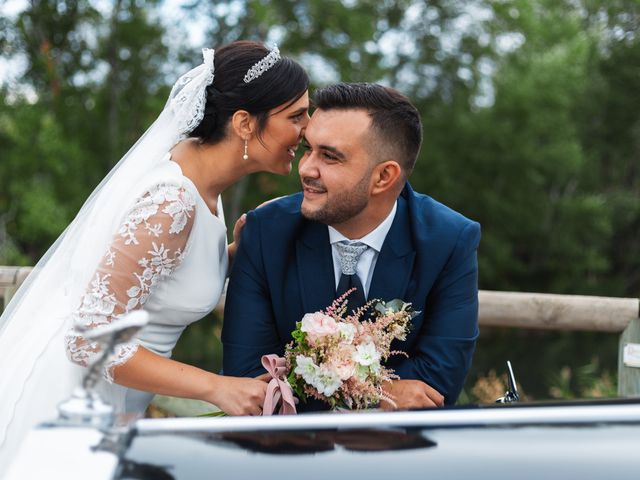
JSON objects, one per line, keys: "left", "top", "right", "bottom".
{"left": 288, "top": 106, "right": 308, "bottom": 117}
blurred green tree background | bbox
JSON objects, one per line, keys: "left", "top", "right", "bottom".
{"left": 1, "top": 0, "right": 638, "bottom": 401}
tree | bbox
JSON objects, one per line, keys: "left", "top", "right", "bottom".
{"left": 0, "top": 0, "right": 170, "bottom": 264}
{"left": 2, "top": 0, "right": 639, "bottom": 399}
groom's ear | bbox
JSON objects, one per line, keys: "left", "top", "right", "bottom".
{"left": 371, "top": 160, "right": 402, "bottom": 195}
{"left": 231, "top": 110, "right": 255, "bottom": 138}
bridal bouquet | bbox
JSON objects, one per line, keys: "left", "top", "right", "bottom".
{"left": 282, "top": 291, "right": 417, "bottom": 410}
{"left": 204, "top": 291, "right": 418, "bottom": 416}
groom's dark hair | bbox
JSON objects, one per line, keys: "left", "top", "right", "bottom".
{"left": 313, "top": 83, "right": 422, "bottom": 177}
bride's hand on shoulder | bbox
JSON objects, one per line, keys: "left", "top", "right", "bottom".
{"left": 227, "top": 213, "right": 247, "bottom": 267}
{"left": 226, "top": 196, "right": 281, "bottom": 265}
{"left": 208, "top": 373, "right": 268, "bottom": 416}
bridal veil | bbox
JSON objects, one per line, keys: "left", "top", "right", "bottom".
{"left": 0, "top": 49, "right": 215, "bottom": 468}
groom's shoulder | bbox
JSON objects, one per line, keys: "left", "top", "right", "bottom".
{"left": 247, "top": 192, "right": 304, "bottom": 235}
{"left": 405, "top": 184, "right": 480, "bottom": 238}
{"left": 252, "top": 192, "right": 303, "bottom": 219}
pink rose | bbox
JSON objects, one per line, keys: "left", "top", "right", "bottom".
{"left": 330, "top": 344, "right": 357, "bottom": 380}
{"left": 301, "top": 312, "right": 339, "bottom": 344}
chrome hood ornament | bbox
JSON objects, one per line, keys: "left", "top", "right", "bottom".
{"left": 57, "top": 311, "right": 149, "bottom": 428}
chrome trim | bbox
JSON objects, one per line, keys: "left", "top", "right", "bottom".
{"left": 6, "top": 427, "right": 119, "bottom": 480}
{"left": 136, "top": 403, "right": 640, "bottom": 435}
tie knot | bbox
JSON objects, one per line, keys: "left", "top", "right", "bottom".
{"left": 335, "top": 241, "right": 368, "bottom": 275}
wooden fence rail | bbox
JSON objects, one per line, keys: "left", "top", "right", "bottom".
{"left": 1, "top": 266, "right": 639, "bottom": 396}
{"left": 0, "top": 266, "right": 33, "bottom": 309}
{"left": 479, "top": 290, "right": 640, "bottom": 397}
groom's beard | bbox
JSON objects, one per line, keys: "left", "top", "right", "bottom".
{"left": 300, "top": 171, "right": 371, "bottom": 226}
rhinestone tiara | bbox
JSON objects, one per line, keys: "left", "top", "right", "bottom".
{"left": 243, "top": 45, "right": 281, "bottom": 83}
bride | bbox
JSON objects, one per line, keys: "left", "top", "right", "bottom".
{"left": 0, "top": 40, "right": 309, "bottom": 470}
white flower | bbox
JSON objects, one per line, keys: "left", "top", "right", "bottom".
{"left": 312, "top": 366, "right": 343, "bottom": 396}
{"left": 294, "top": 355, "right": 319, "bottom": 385}
{"left": 337, "top": 322, "right": 356, "bottom": 344}
{"left": 352, "top": 342, "right": 381, "bottom": 367}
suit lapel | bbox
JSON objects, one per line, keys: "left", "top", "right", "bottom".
{"left": 368, "top": 193, "right": 416, "bottom": 303}
{"left": 296, "top": 221, "right": 336, "bottom": 314}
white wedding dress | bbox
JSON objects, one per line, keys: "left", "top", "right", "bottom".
{"left": 0, "top": 155, "right": 228, "bottom": 470}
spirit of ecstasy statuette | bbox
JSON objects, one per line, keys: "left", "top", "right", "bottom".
{"left": 57, "top": 311, "right": 149, "bottom": 428}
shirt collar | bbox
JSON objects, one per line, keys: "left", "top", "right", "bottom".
{"left": 328, "top": 201, "right": 398, "bottom": 253}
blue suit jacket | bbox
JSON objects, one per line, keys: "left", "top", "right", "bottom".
{"left": 222, "top": 183, "right": 481, "bottom": 407}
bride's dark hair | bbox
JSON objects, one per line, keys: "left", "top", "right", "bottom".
{"left": 189, "top": 40, "right": 309, "bottom": 144}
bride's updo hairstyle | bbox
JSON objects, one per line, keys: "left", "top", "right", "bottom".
{"left": 189, "top": 41, "right": 309, "bottom": 144}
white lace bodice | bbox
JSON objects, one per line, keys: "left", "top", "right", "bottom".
{"left": 64, "top": 158, "right": 228, "bottom": 411}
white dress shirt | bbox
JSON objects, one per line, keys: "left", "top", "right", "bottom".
{"left": 328, "top": 201, "right": 398, "bottom": 298}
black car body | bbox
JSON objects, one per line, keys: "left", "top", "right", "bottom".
{"left": 121, "top": 400, "right": 640, "bottom": 480}
{"left": 9, "top": 399, "right": 639, "bottom": 480}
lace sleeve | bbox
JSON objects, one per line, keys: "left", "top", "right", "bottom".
{"left": 64, "top": 183, "right": 196, "bottom": 382}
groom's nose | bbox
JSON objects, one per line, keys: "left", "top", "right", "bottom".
{"left": 298, "top": 151, "right": 320, "bottom": 178}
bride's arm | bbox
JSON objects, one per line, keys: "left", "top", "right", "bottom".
{"left": 111, "top": 346, "right": 266, "bottom": 416}
{"left": 64, "top": 183, "right": 266, "bottom": 415}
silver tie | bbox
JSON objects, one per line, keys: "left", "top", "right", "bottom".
{"left": 335, "top": 241, "right": 368, "bottom": 275}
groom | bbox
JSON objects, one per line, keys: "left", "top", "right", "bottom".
{"left": 222, "top": 83, "right": 481, "bottom": 410}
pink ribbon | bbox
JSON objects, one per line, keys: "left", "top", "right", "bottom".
{"left": 261, "top": 354, "right": 297, "bottom": 415}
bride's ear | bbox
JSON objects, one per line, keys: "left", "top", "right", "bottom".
{"left": 231, "top": 110, "right": 255, "bottom": 139}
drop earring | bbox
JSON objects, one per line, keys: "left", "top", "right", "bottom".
{"left": 243, "top": 138, "right": 249, "bottom": 161}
